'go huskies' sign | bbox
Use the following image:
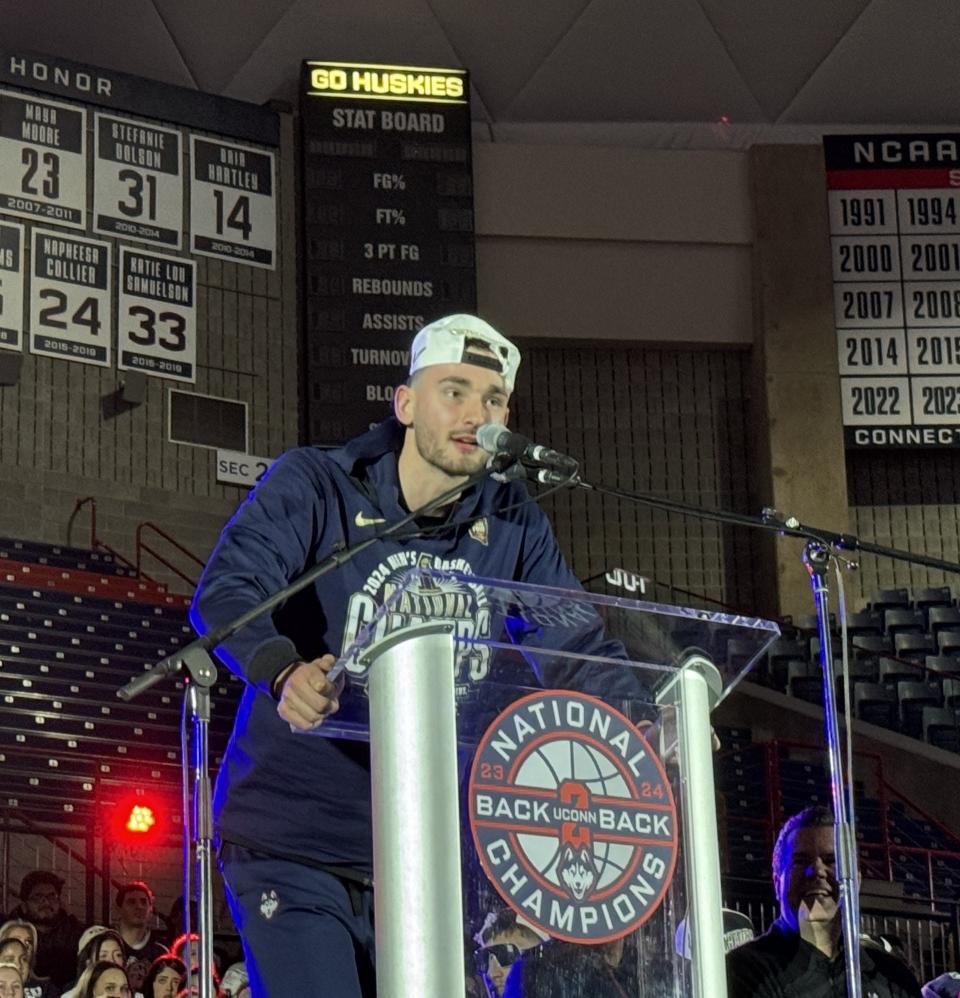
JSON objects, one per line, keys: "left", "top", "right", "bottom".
{"left": 468, "top": 691, "right": 678, "bottom": 943}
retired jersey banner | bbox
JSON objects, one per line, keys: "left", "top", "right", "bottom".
{"left": 0, "top": 89, "right": 86, "bottom": 228}
{"left": 0, "top": 221, "right": 25, "bottom": 349}
{"left": 118, "top": 247, "right": 196, "bottom": 382}
{"left": 94, "top": 113, "right": 184, "bottom": 248}
{"left": 29, "top": 228, "right": 111, "bottom": 366}
{"left": 189, "top": 135, "right": 276, "bottom": 268}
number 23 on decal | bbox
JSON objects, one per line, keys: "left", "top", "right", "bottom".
{"left": 477, "top": 763, "right": 505, "bottom": 781}
{"left": 22, "top": 148, "right": 60, "bottom": 199}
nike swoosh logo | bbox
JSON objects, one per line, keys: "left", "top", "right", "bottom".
{"left": 354, "top": 511, "right": 386, "bottom": 527}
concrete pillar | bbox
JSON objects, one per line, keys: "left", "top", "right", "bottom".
{"left": 749, "top": 145, "right": 849, "bottom": 620}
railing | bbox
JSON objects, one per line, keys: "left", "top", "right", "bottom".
{"left": 879, "top": 774, "right": 960, "bottom": 898}
{"left": 136, "top": 521, "right": 205, "bottom": 590}
{"left": 70, "top": 495, "right": 98, "bottom": 548}
{"left": 862, "top": 907, "right": 959, "bottom": 984}
{"left": 68, "top": 497, "right": 140, "bottom": 574}
{"left": 722, "top": 738, "right": 960, "bottom": 914}
{"left": 69, "top": 496, "right": 205, "bottom": 593}
{"left": 1, "top": 810, "right": 116, "bottom": 925}
{"left": 723, "top": 881, "right": 959, "bottom": 983}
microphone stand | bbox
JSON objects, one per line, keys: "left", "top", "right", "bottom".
{"left": 534, "top": 465, "right": 960, "bottom": 998}
{"left": 802, "top": 539, "right": 862, "bottom": 992}
{"left": 114, "top": 458, "right": 512, "bottom": 998}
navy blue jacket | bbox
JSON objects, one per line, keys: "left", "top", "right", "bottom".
{"left": 726, "top": 919, "right": 922, "bottom": 998}
{"left": 192, "top": 419, "right": 640, "bottom": 872}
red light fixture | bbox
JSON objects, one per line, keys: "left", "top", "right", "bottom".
{"left": 126, "top": 803, "right": 157, "bottom": 834}
{"left": 110, "top": 790, "right": 166, "bottom": 844}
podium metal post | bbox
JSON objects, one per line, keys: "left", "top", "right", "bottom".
{"left": 364, "top": 623, "right": 465, "bottom": 998}
{"left": 658, "top": 655, "right": 726, "bottom": 998}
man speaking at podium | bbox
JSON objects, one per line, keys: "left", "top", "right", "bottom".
{"left": 192, "top": 314, "right": 641, "bottom": 998}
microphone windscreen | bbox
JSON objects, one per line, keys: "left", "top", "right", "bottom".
{"left": 476, "top": 422, "right": 509, "bottom": 455}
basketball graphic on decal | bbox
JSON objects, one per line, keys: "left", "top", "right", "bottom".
{"left": 468, "top": 690, "right": 679, "bottom": 943}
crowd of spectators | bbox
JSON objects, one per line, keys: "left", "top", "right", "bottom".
{"left": 469, "top": 808, "right": 958, "bottom": 997}
{"left": 0, "top": 874, "right": 247, "bottom": 998}
{"left": 2, "top": 846, "right": 955, "bottom": 998}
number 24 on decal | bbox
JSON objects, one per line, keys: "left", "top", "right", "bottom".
{"left": 640, "top": 782, "right": 664, "bottom": 799}
{"left": 38, "top": 289, "right": 100, "bottom": 334}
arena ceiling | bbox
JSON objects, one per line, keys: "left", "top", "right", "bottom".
{"left": 6, "top": 0, "right": 958, "bottom": 142}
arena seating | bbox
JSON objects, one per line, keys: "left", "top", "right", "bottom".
{"left": 715, "top": 726, "right": 960, "bottom": 899}
{"left": 747, "top": 586, "right": 960, "bottom": 752}
{"left": 0, "top": 537, "right": 136, "bottom": 577}
{"left": 924, "top": 707, "right": 960, "bottom": 752}
{"left": 4, "top": 533, "right": 958, "bottom": 908}
{"left": 846, "top": 610, "right": 882, "bottom": 636}
{"left": 927, "top": 607, "right": 960, "bottom": 636}
{"left": 853, "top": 683, "right": 897, "bottom": 729}
{"left": 0, "top": 537, "right": 240, "bottom": 832}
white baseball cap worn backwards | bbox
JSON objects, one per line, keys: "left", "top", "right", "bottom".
{"left": 409, "top": 314, "right": 521, "bottom": 392}
{"left": 77, "top": 925, "right": 111, "bottom": 954}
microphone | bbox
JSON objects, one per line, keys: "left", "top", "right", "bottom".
{"left": 533, "top": 468, "right": 580, "bottom": 486}
{"left": 476, "top": 424, "right": 579, "bottom": 473}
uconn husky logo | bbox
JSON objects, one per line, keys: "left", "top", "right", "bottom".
{"left": 557, "top": 844, "right": 597, "bottom": 901}
{"left": 468, "top": 691, "right": 678, "bottom": 944}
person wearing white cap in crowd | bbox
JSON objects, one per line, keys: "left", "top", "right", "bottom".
{"left": 59, "top": 927, "right": 124, "bottom": 998}
{"left": 193, "top": 314, "right": 643, "bottom": 998}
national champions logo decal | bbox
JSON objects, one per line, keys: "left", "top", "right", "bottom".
{"left": 468, "top": 691, "right": 678, "bottom": 943}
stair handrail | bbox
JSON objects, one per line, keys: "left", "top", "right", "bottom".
{"left": 69, "top": 497, "right": 139, "bottom": 575}
{"left": 70, "top": 496, "right": 99, "bottom": 550}
{"left": 136, "top": 521, "right": 205, "bottom": 590}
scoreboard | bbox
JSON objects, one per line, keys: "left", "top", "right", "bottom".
{"left": 299, "top": 60, "right": 477, "bottom": 444}
{"left": 0, "top": 47, "right": 279, "bottom": 383}
{"left": 826, "top": 133, "right": 960, "bottom": 448}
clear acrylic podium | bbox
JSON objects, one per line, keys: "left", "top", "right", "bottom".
{"left": 316, "top": 569, "right": 779, "bottom": 998}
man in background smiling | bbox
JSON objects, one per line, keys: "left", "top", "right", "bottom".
{"left": 727, "top": 806, "right": 922, "bottom": 998}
